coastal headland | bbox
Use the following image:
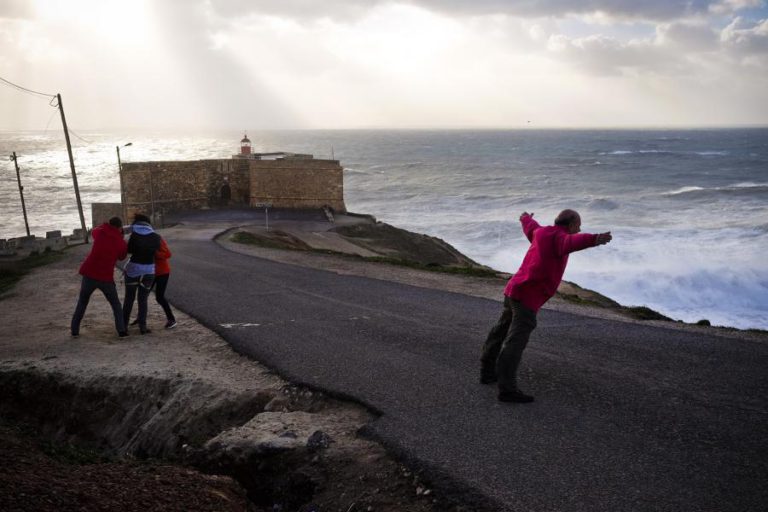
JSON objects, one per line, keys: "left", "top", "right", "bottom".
{"left": 1, "top": 209, "right": 766, "bottom": 511}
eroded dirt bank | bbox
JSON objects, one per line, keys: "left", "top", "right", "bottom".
{"left": 0, "top": 246, "right": 475, "bottom": 512}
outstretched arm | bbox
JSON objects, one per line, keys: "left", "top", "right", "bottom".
{"left": 520, "top": 212, "right": 540, "bottom": 242}
{"left": 559, "top": 231, "right": 612, "bottom": 255}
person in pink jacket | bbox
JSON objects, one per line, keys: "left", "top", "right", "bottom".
{"left": 481, "top": 209, "right": 612, "bottom": 403}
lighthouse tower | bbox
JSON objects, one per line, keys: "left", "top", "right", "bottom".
{"left": 240, "top": 133, "right": 252, "bottom": 156}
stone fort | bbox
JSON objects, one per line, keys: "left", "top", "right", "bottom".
{"left": 93, "top": 134, "right": 346, "bottom": 225}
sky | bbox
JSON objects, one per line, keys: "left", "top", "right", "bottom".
{"left": 1, "top": 0, "right": 768, "bottom": 130}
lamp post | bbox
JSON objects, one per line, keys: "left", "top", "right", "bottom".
{"left": 116, "top": 142, "right": 132, "bottom": 223}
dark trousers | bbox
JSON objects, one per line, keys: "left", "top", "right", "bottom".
{"left": 481, "top": 296, "right": 538, "bottom": 392}
{"left": 123, "top": 274, "right": 155, "bottom": 331}
{"left": 154, "top": 273, "right": 175, "bottom": 322}
{"left": 71, "top": 276, "right": 125, "bottom": 335}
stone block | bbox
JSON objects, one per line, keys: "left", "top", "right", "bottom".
{"left": 46, "top": 230, "right": 62, "bottom": 239}
{"left": 16, "top": 236, "right": 37, "bottom": 248}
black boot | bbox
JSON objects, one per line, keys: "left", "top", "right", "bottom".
{"left": 498, "top": 389, "right": 534, "bottom": 403}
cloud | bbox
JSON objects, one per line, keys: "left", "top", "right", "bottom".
{"left": 710, "top": 0, "right": 765, "bottom": 15}
{"left": 546, "top": 33, "right": 681, "bottom": 76}
{"left": 657, "top": 22, "right": 719, "bottom": 51}
{"left": 165, "top": 0, "right": 765, "bottom": 23}
{"left": 721, "top": 17, "right": 768, "bottom": 54}
{"left": 545, "top": 15, "right": 768, "bottom": 76}
{"left": 0, "top": 0, "right": 33, "bottom": 20}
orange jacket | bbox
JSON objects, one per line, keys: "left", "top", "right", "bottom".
{"left": 154, "top": 237, "right": 172, "bottom": 276}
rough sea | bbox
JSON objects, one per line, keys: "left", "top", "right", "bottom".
{"left": 1, "top": 128, "right": 766, "bottom": 330}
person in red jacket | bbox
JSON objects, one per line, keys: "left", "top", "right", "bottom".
{"left": 71, "top": 217, "right": 128, "bottom": 337}
{"left": 480, "top": 209, "right": 612, "bottom": 403}
{"left": 153, "top": 237, "right": 177, "bottom": 329}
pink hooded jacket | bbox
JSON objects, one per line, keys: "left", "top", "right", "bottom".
{"left": 504, "top": 214, "right": 598, "bottom": 312}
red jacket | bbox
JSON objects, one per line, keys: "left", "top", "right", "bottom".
{"left": 79, "top": 223, "right": 128, "bottom": 282}
{"left": 504, "top": 215, "right": 597, "bottom": 312}
{"left": 154, "top": 238, "right": 171, "bottom": 276}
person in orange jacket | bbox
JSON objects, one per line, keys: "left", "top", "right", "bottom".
{"left": 128, "top": 235, "right": 178, "bottom": 330}
{"left": 153, "top": 237, "right": 177, "bottom": 329}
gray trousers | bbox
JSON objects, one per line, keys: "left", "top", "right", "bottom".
{"left": 481, "top": 296, "right": 538, "bottom": 392}
{"left": 71, "top": 276, "right": 126, "bottom": 335}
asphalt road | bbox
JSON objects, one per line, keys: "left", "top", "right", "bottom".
{"left": 166, "top": 232, "right": 768, "bottom": 511}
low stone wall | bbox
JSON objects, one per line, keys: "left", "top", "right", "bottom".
{"left": 0, "top": 229, "right": 85, "bottom": 258}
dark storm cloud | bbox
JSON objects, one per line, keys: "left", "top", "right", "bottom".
{"left": 412, "top": 0, "right": 719, "bottom": 21}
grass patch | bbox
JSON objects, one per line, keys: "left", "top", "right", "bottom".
{"left": 361, "top": 255, "right": 499, "bottom": 277}
{"left": 558, "top": 292, "right": 609, "bottom": 308}
{"left": 0, "top": 249, "right": 65, "bottom": 297}
{"left": 230, "top": 230, "right": 310, "bottom": 251}
{"left": 623, "top": 306, "right": 673, "bottom": 321}
{"left": 230, "top": 230, "right": 499, "bottom": 277}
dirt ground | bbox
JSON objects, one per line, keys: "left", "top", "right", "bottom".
{"left": 0, "top": 239, "right": 464, "bottom": 512}
{"left": 0, "top": 420, "right": 251, "bottom": 512}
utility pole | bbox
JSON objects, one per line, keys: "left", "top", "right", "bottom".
{"left": 57, "top": 93, "right": 88, "bottom": 243}
{"left": 117, "top": 142, "right": 132, "bottom": 222}
{"left": 10, "top": 152, "right": 30, "bottom": 236}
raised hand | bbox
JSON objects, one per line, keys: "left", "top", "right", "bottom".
{"left": 520, "top": 212, "right": 534, "bottom": 220}
{"left": 595, "top": 232, "right": 612, "bottom": 245}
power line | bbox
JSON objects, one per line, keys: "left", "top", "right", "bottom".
{"left": 68, "top": 127, "right": 93, "bottom": 144}
{"left": 0, "top": 75, "right": 56, "bottom": 100}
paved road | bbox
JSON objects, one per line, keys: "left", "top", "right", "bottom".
{"left": 167, "top": 230, "right": 768, "bottom": 511}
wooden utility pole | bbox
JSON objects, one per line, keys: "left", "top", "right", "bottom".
{"left": 116, "top": 143, "right": 132, "bottom": 223}
{"left": 57, "top": 93, "right": 88, "bottom": 243}
{"left": 10, "top": 152, "right": 30, "bottom": 236}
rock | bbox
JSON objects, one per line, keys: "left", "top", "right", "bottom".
{"left": 306, "top": 430, "right": 332, "bottom": 451}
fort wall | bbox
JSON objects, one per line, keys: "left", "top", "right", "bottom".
{"left": 111, "top": 158, "right": 345, "bottom": 225}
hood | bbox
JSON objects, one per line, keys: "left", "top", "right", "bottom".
{"left": 131, "top": 222, "right": 155, "bottom": 235}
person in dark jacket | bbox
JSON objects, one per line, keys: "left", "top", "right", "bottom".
{"left": 71, "top": 217, "right": 128, "bottom": 337}
{"left": 130, "top": 236, "right": 177, "bottom": 329}
{"left": 122, "top": 213, "right": 161, "bottom": 334}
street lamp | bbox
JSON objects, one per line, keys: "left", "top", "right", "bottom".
{"left": 117, "top": 142, "right": 132, "bottom": 223}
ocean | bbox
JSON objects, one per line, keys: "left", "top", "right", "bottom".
{"left": 1, "top": 128, "right": 767, "bottom": 330}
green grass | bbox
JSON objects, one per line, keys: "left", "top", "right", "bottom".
{"left": 231, "top": 231, "right": 287, "bottom": 250}
{"left": 0, "top": 249, "right": 65, "bottom": 297}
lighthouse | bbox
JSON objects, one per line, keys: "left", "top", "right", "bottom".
{"left": 240, "top": 133, "right": 252, "bottom": 156}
